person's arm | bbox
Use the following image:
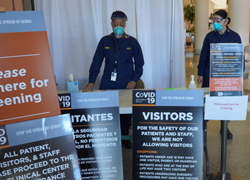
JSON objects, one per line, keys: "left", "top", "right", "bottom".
{"left": 233, "top": 33, "right": 244, "bottom": 71}
{"left": 131, "top": 39, "right": 144, "bottom": 83}
{"left": 89, "top": 38, "right": 105, "bottom": 83}
{"left": 126, "top": 81, "right": 136, "bottom": 89}
{"left": 83, "top": 83, "right": 94, "bottom": 92}
{"left": 234, "top": 33, "right": 242, "bottom": 43}
{"left": 83, "top": 38, "right": 104, "bottom": 92}
{"left": 197, "top": 34, "right": 210, "bottom": 84}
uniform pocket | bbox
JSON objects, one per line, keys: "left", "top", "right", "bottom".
{"left": 123, "top": 49, "right": 132, "bottom": 57}
{"left": 104, "top": 49, "right": 113, "bottom": 59}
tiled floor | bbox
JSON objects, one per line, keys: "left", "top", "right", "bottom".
{"left": 122, "top": 46, "right": 250, "bottom": 180}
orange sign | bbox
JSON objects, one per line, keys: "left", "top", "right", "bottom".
{"left": 0, "top": 11, "right": 60, "bottom": 125}
{"left": 210, "top": 43, "right": 244, "bottom": 96}
{"left": 210, "top": 78, "right": 243, "bottom": 92}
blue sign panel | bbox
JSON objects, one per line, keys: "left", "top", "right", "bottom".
{"left": 0, "top": 11, "right": 46, "bottom": 33}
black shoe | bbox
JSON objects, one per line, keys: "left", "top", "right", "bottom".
{"left": 220, "top": 128, "right": 233, "bottom": 140}
{"left": 122, "top": 140, "right": 132, "bottom": 149}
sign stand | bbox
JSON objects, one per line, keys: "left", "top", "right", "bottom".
{"left": 0, "top": 11, "right": 61, "bottom": 124}
{"left": 132, "top": 90, "right": 204, "bottom": 180}
{"left": 204, "top": 120, "right": 209, "bottom": 177}
{"left": 58, "top": 92, "right": 124, "bottom": 179}
{"left": 206, "top": 121, "right": 239, "bottom": 180}
{"left": 221, "top": 120, "right": 228, "bottom": 179}
{"left": 206, "top": 43, "right": 245, "bottom": 180}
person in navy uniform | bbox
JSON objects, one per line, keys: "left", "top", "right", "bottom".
{"left": 197, "top": 9, "right": 242, "bottom": 139}
{"left": 83, "top": 11, "right": 144, "bottom": 148}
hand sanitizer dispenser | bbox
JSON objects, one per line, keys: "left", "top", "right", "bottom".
{"left": 188, "top": 75, "right": 197, "bottom": 90}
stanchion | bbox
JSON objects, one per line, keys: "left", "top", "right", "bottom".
{"left": 206, "top": 121, "right": 239, "bottom": 180}
{"left": 204, "top": 120, "right": 209, "bottom": 177}
{"left": 221, "top": 120, "right": 227, "bottom": 179}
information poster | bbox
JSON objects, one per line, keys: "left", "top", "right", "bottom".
{"left": 59, "top": 92, "right": 123, "bottom": 180}
{"left": 58, "top": 93, "right": 71, "bottom": 110}
{"left": 210, "top": 43, "right": 244, "bottom": 96}
{"left": 132, "top": 90, "right": 204, "bottom": 180}
{"left": 0, "top": 114, "right": 81, "bottom": 180}
{"left": 0, "top": 11, "right": 60, "bottom": 125}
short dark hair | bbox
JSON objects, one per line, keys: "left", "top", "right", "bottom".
{"left": 111, "top": 11, "right": 127, "bottom": 21}
{"left": 214, "top": 9, "right": 231, "bottom": 24}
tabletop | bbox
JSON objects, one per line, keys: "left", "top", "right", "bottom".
{"left": 58, "top": 88, "right": 209, "bottom": 114}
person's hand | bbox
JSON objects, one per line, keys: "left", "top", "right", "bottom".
{"left": 126, "top": 81, "right": 136, "bottom": 89}
{"left": 83, "top": 83, "right": 94, "bottom": 92}
{"left": 197, "top": 76, "right": 203, "bottom": 84}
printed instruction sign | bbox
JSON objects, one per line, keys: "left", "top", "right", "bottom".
{"left": 132, "top": 90, "right": 204, "bottom": 180}
{"left": 59, "top": 92, "right": 123, "bottom": 180}
{"left": 205, "top": 95, "right": 248, "bottom": 120}
{"left": 0, "top": 114, "right": 81, "bottom": 179}
{"left": 210, "top": 43, "right": 244, "bottom": 96}
{"left": 0, "top": 11, "right": 60, "bottom": 125}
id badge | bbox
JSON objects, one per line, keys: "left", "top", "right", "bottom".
{"left": 111, "top": 72, "right": 117, "bottom": 81}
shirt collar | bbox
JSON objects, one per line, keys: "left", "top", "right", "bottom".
{"left": 214, "top": 26, "right": 231, "bottom": 35}
{"left": 109, "top": 32, "right": 130, "bottom": 39}
{"left": 225, "top": 26, "right": 231, "bottom": 34}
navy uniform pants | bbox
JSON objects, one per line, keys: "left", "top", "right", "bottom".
{"left": 120, "top": 114, "right": 132, "bottom": 135}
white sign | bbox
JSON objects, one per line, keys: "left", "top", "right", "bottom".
{"left": 205, "top": 95, "right": 248, "bottom": 120}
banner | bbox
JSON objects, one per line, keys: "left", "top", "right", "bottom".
{"left": 210, "top": 43, "right": 244, "bottom": 96}
{"left": 132, "top": 90, "right": 204, "bottom": 180}
{"left": 59, "top": 92, "right": 123, "bottom": 180}
{"left": 0, "top": 114, "right": 81, "bottom": 180}
{"left": 0, "top": 11, "right": 60, "bottom": 125}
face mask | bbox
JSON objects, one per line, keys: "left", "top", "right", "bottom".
{"left": 214, "top": 22, "right": 222, "bottom": 31}
{"left": 114, "top": 26, "right": 124, "bottom": 37}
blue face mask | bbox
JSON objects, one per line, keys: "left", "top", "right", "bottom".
{"left": 114, "top": 26, "right": 124, "bottom": 37}
{"left": 214, "top": 22, "right": 222, "bottom": 31}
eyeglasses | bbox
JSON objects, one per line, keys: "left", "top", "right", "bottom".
{"left": 211, "top": 18, "right": 225, "bottom": 23}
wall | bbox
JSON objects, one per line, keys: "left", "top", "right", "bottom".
{"left": 0, "top": 0, "right": 24, "bottom": 11}
{"left": 183, "top": 0, "right": 214, "bottom": 30}
{"left": 211, "top": 0, "right": 226, "bottom": 9}
{"left": 209, "top": 1, "right": 214, "bottom": 17}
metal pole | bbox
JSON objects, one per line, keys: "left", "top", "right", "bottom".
{"left": 169, "top": 0, "right": 175, "bottom": 88}
{"left": 221, "top": 120, "right": 228, "bottom": 180}
{"left": 12, "top": 0, "right": 15, "bottom": 11}
{"left": 206, "top": 121, "right": 239, "bottom": 180}
{"left": 204, "top": 120, "right": 209, "bottom": 177}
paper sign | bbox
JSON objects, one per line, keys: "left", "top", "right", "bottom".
{"left": 204, "top": 95, "right": 248, "bottom": 120}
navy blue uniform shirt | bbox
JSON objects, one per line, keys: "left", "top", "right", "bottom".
{"left": 89, "top": 32, "right": 144, "bottom": 90}
{"left": 197, "top": 26, "right": 241, "bottom": 87}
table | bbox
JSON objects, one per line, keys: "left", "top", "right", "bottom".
{"left": 58, "top": 88, "right": 209, "bottom": 114}
{"left": 117, "top": 88, "right": 209, "bottom": 114}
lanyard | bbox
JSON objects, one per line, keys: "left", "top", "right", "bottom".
{"left": 112, "top": 39, "right": 122, "bottom": 73}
